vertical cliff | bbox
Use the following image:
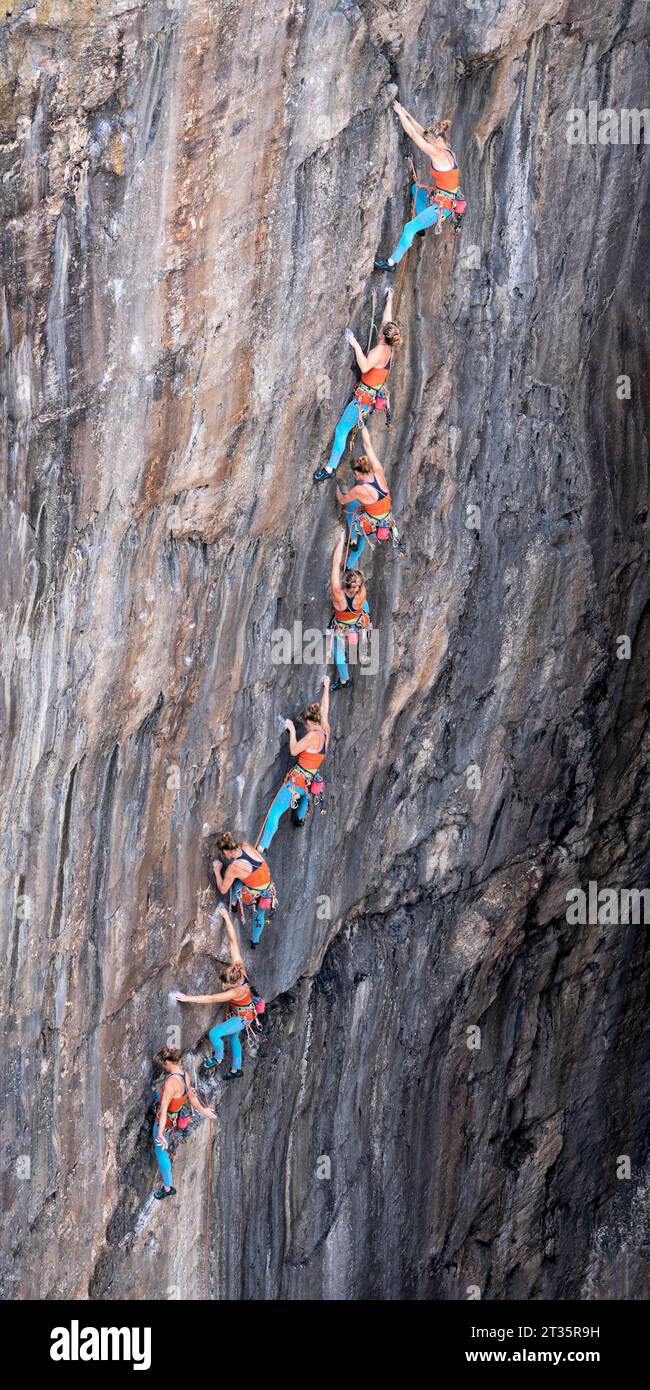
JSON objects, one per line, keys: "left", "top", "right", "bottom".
{"left": 1, "top": 0, "right": 648, "bottom": 1300}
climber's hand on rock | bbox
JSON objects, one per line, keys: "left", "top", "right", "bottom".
{"left": 323, "top": 675, "right": 331, "bottom": 689}
{"left": 175, "top": 992, "right": 189, "bottom": 1003}
{"left": 203, "top": 1108, "right": 218, "bottom": 1121}
{"left": 345, "top": 328, "right": 356, "bottom": 345}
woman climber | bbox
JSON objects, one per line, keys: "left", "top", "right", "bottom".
{"left": 374, "top": 107, "right": 463, "bottom": 270}
{"left": 176, "top": 905, "right": 260, "bottom": 1082}
{"left": 313, "top": 287, "right": 402, "bottom": 483}
{"left": 329, "top": 530, "right": 371, "bottom": 692}
{"left": 211, "top": 832, "right": 277, "bottom": 950}
{"left": 257, "top": 675, "right": 331, "bottom": 851}
{"left": 152, "top": 1046, "right": 216, "bottom": 1201}
{"left": 336, "top": 424, "right": 406, "bottom": 564}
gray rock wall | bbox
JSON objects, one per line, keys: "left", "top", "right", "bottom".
{"left": 1, "top": 0, "right": 648, "bottom": 1300}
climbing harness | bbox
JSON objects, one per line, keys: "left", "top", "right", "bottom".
{"left": 350, "top": 506, "right": 402, "bottom": 551}
{"left": 227, "top": 983, "right": 267, "bottom": 1057}
{"left": 408, "top": 155, "right": 467, "bottom": 238}
{"left": 330, "top": 606, "right": 371, "bottom": 637}
{"left": 272, "top": 761, "right": 327, "bottom": 819}
{"left": 229, "top": 848, "right": 279, "bottom": 924}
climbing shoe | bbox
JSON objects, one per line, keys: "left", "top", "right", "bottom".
{"left": 153, "top": 1186, "right": 177, "bottom": 1201}
{"left": 223, "top": 1070, "right": 243, "bottom": 1082}
{"left": 396, "top": 544, "right": 407, "bottom": 558}
{"left": 292, "top": 810, "right": 306, "bottom": 828}
{"left": 202, "top": 1054, "right": 222, "bottom": 1072}
{"left": 331, "top": 677, "right": 353, "bottom": 692}
{"left": 313, "top": 465, "right": 334, "bottom": 483}
{"left": 250, "top": 940, "right": 258, "bottom": 949}
{"left": 374, "top": 257, "right": 396, "bottom": 272}
{"left": 416, "top": 230, "right": 426, "bottom": 239}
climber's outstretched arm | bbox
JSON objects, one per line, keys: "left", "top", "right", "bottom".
{"left": 187, "top": 1082, "right": 217, "bottom": 1120}
{"left": 320, "top": 673, "right": 331, "bottom": 735}
{"left": 336, "top": 481, "right": 365, "bottom": 505}
{"left": 395, "top": 103, "right": 438, "bottom": 159}
{"left": 330, "top": 532, "right": 348, "bottom": 611}
{"left": 345, "top": 328, "right": 370, "bottom": 374}
{"left": 360, "top": 424, "right": 381, "bottom": 468}
{"left": 213, "top": 858, "right": 238, "bottom": 894}
{"left": 394, "top": 101, "right": 425, "bottom": 136}
{"left": 219, "top": 904, "right": 244, "bottom": 970}
{"left": 284, "top": 718, "right": 297, "bottom": 754}
{"left": 175, "top": 989, "right": 233, "bottom": 1005}
{"left": 380, "top": 287, "right": 395, "bottom": 327}
{"left": 156, "top": 1081, "right": 173, "bottom": 1142}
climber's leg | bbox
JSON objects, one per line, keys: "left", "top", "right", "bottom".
{"left": 250, "top": 905, "right": 266, "bottom": 945}
{"left": 345, "top": 502, "right": 366, "bottom": 567}
{"left": 292, "top": 786, "right": 309, "bottom": 828}
{"left": 391, "top": 203, "right": 443, "bottom": 263}
{"left": 413, "top": 184, "right": 430, "bottom": 216}
{"left": 333, "top": 634, "right": 350, "bottom": 686}
{"left": 314, "top": 400, "right": 361, "bottom": 481}
{"left": 376, "top": 203, "right": 451, "bottom": 269}
{"left": 229, "top": 878, "right": 243, "bottom": 909}
{"left": 226, "top": 1018, "right": 245, "bottom": 1072}
{"left": 153, "top": 1122, "right": 173, "bottom": 1188}
{"left": 258, "top": 783, "right": 294, "bottom": 851}
{"left": 207, "top": 1016, "right": 242, "bottom": 1062}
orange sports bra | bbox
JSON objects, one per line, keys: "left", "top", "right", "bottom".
{"left": 235, "top": 846, "right": 270, "bottom": 889}
{"left": 361, "top": 349, "right": 392, "bottom": 389}
{"left": 298, "top": 729, "right": 328, "bottom": 771}
{"left": 430, "top": 146, "right": 459, "bottom": 193}
{"left": 363, "top": 473, "right": 391, "bottom": 518}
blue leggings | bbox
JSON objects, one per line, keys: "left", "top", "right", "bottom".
{"left": 153, "top": 1123, "right": 174, "bottom": 1188}
{"left": 327, "top": 399, "right": 365, "bottom": 474}
{"left": 259, "top": 781, "right": 308, "bottom": 850}
{"left": 345, "top": 501, "right": 366, "bottom": 566}
{"left": 230, "top": 879, "right": 268, "bottom": 944}
{"left": 390, "top": 185, "right": 452, "bottom": 264}
{"left": 209, "top": 1016, "right": 245, "bottom": 1071}
{"left": 333, "top": 600, "right": 370, "bottom": 682}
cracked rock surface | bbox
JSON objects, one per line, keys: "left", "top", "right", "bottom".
{"left": 1, "top": 0, "right": 649, "bottom": 1299}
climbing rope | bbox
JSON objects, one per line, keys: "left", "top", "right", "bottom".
{"left": 392, "top": 161, "right": 418, "bottom": 315}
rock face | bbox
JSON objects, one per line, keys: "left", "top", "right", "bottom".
{"left": 1, "top": 0, "right": 648, "bottom": 1301}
